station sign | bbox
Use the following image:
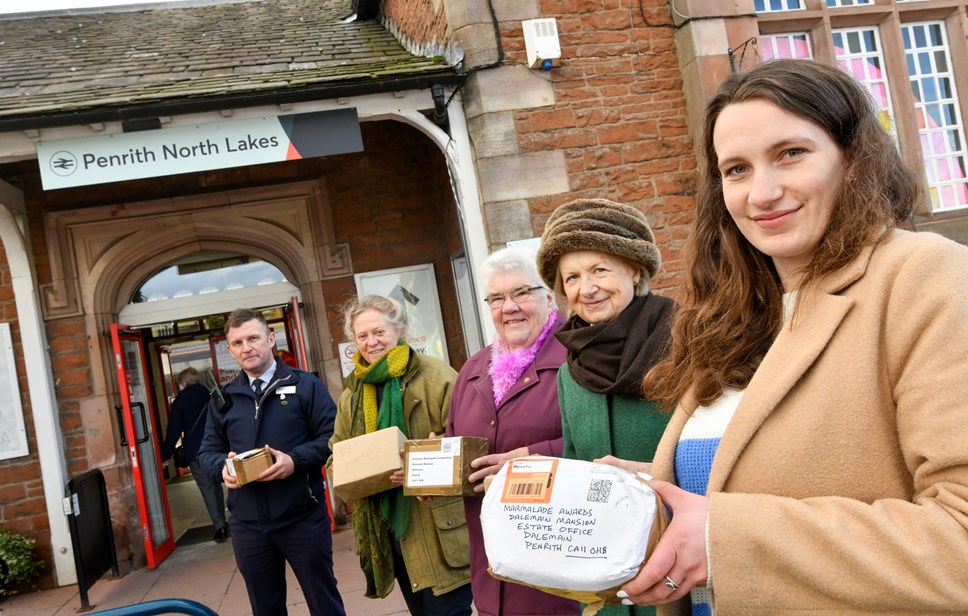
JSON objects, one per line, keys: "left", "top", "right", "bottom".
{"left": 37, "top": 108, "right": 363, "bottom": 190}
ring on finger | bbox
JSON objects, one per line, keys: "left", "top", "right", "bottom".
{"left": 664, "top": 576, "right": 680, "bottom": 591}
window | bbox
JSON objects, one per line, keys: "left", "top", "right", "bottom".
{"left": 833, "top": 27, "right": 897, "bottom": 136}
{"left": 754, "top": 0, "right": 804, "bottom": 13}
{"left": 131, "top": 253, "right": 289, "bottom": 303}
{"left": 752, "top": 0, "right": 968, "bottom": 214}
{"left": 760, "top": 33, "right": 813, "bottom": 60}
{"left": 902, "top": 22, "right": 968, "bottom": 210}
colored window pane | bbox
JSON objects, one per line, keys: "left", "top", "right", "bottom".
{"left": 903, "top": 22, "right": 968, "bottom": 211}
{"left": 833, "top": 27, "right": 897, "bottom": 139}
{"left": 759, "top": 33, "right": 812, "bottom": 60}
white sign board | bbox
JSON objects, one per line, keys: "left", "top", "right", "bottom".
{"left": 37, "top": 108, "right": 363, "bottom": 189}
{"left": 354, "top": 264, "right": 449, "bottom": 363}
{"left": 338, "top": 342, "right": 358, "bottom": 378}
{"left": 0, "top": 323, "right": 28, "bottom": 460}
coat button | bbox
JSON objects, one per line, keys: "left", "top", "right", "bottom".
{"left": 489, "top": 420, "right": 495, "bottom": 427}
{"left": 413, "top": 582, "right": 418, "bottom": 588}
{"left": 446, "top": 520, "right": 453, "bottom": 526}
{"left": 523, "top": 377, "right": 530, "bottom": 383}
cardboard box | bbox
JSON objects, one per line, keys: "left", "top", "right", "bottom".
{"left": 332, "top": 426, "right": 407, "bottom": 502}
{"left": 403, "top": 436, "right": 489, "bottom": 497}
{"left": 225, "top": 446, "right": 273, "bottom": 486}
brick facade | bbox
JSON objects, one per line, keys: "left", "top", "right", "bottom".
{"left": 1, "top": 0, "right": 700, "bottom": 582}
{"left": 452, "top": 0, "right": 697, "bottom": 297}
{"left": 0, "top": 249, "right": 56, "bottom": 589}
{"left": 382, "top": 0, "right": 455, "bottom": 61}
{"left": 0, "top": 118, "right": 466, "bottom": 579}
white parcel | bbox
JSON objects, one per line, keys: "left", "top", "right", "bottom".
{"left": 480, "top": 456, "right": 664, "bottom": 611}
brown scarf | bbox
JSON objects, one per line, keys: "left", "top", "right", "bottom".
{"left": 555, "top": 293, "right": 676, "bottom": 396}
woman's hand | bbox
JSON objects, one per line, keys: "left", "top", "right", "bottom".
{"left": 402, "top": 432, "right": 439, "bottom": 501}
{"left": 468, "top": 446, "right": 530, "bottom": 493}
{"left": 594, "top": 455, "right": 652, "bottom": 476}
{"left": 617, "top": 480, "right": 709, "bottom": 606}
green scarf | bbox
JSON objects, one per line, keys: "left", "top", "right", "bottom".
{"left": 350, "top": 343, "right": 411, "bottom": 598}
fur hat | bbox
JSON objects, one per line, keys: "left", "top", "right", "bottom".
{"left": 535, "top": 198, "right": 661, "bottom": 288}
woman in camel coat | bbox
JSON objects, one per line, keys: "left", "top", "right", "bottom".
{"left": 613, "top": 60, "right": 968, "bottom": 615}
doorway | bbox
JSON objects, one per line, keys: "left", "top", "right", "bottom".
{"left": 116, "top": 253, "right": 311, "bottom": 562}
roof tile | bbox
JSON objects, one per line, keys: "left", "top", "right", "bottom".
{"left": 0, "top": 0, "right": 454, "bottom": 121}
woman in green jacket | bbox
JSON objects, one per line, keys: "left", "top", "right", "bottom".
{"left": 535, "top": 199, "right": 676, "bottom": 616}
{"left": 329, "top": 295, "right": 472, "bottom": 615}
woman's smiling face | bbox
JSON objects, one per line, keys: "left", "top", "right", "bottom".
{"left": 558, "top": 250, "right": 639, "bottom": 324}
{"left": 487, "top": 270, "right": 553, "bottom": 351}
{"left": 353, "top": 309, "right": 402, "bottom": 364}
{"left": 714, "top": 98, "right": 844, "bottom": 290}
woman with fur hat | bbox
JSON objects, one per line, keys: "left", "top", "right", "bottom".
{"left": 535, "top": 198, "right": 676, "bottom": 616}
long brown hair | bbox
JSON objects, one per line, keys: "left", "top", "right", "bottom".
{"left": 643, "top": 59, "right": 920, "bottom": 408}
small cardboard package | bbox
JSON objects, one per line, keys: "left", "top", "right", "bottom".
{"left": 332, "top": 426, "right": 407, "bottom": 502}
{"left": 225, "top": 446, "right": 273, "bottom": 486}
{"left": 403, "top": 436, "right": 489, "bottom": 497}
{"left": 480, "top": 456, "right": 667, "bottom": 615}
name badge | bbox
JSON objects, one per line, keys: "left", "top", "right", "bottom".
{"left": 277, "top": 386, "right": 296, "bottom": 395}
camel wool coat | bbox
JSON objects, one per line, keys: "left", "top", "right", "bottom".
{"left": 653, "top": 230, "right": 968, "bottom": 616}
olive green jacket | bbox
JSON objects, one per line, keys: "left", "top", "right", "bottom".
{"left": 329, "top": 351, "right": 471, "bottom": 596}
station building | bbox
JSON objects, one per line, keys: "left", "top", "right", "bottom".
{"left": 0, "top": 0, "right": 965, "bottom": 588}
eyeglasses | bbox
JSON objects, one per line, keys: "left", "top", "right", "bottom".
{"left": 484, "top": 286, "right": 545, "bottom": 309}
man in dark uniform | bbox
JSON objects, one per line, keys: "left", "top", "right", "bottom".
{"left": 197, "top": 308, "right": 345, "bottom": 616}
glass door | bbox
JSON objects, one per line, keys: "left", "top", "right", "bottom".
{"left": 110, "top": 323, "right": 175, "bottom": 568}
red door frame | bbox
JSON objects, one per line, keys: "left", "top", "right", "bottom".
{"left": 110, "top": 324, "right": 176, "bottom": 568}
{"left": 285, "top": 297, "right": 336, "bottom": 530}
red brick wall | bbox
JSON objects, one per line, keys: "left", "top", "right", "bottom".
{"left": 321, "top": 121, "right": 468, "bottom": 368}
{"left": 382, "top": 0, "right": 450, "bottom": 52}
{"left": 513, "top": 0, "right": 695, "bottom": 297}
{"left": 0, "top": 244, "right": 56, "bottom": 589}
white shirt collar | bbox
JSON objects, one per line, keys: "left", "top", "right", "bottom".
{"left": 248, "top": 360, "right": 277, "bottom": 388}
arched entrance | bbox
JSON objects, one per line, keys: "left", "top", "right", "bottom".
{"left": 113, "top": 254, "right": 310, "bottom": 559}
{"left": 49, "top": 180, "right": 342, "bottom": 564}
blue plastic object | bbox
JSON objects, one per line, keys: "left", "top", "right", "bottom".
{"left": 541, "top": 59, "right": 554, "bottom": 71}
{"left": 88, "top": 598, "right": 218, "bottom": 616}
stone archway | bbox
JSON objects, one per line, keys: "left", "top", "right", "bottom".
{"left": 41, "top": 179, "right": 350, "bottom": 565}
{"left": 43, "top": 179, "right": 349, "bottom": 463}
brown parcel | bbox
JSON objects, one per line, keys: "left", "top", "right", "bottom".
{"left": 332, "top": 426, "right": 407, "bottom": 502}
{"left": 403, "top": 436, "right": 489, "bottom": 497}
{"left": 225, "top": 446, "right": 273, "bottom": 486}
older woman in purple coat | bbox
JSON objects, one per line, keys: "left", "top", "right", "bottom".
{"left": 445, "top": 247, "right": 580, "bottom": 616}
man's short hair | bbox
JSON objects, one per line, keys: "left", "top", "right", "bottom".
{"left": 224, "top": 308, "right": 270, "bottom": 335}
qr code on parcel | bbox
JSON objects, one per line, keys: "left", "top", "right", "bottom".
{"left": 587, "top": 479, "right": 612, "bottom": 503}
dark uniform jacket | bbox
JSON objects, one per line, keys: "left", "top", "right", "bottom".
{"left": 197, "top": 357, "right": 337, "bottom": 532}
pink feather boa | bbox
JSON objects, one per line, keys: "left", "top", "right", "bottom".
{"left": 488, "top": 311, "right": 559, "bottom": 406}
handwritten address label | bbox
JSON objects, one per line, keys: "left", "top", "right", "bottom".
{"left": 504, "top": 504, "right": 607, "bottom": 558}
